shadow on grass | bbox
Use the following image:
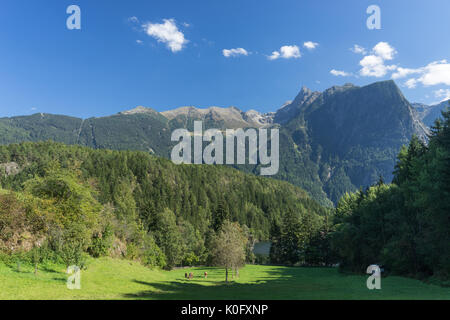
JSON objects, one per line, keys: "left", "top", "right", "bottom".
{"left": 40, "top": 266, "right": 62, "bottom": 274}
{"left": 5, "top": 262, "right": 68, "bottom": 283}
{"left": 122, "top": 266, "right": 337, "bottom": 300}
{"left": 124, "top": 280, "right": 273, "bottom": 300}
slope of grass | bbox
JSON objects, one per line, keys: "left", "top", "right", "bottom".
{"left": 0, "top": 258, "right": 449, "bottom": 300}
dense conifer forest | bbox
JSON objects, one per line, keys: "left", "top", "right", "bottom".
{"left": 330, "top": 109, "right": 450, "bottom": 283}
{"left": 0, "top": 141, "right": 328, "bottom": 270}
{"left": 1, "top": 108, "right": 448, "bottom": 284}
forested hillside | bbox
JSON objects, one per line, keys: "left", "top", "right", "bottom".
{"left": 331, "top": 108, "right": 450, "bottom": 283}
{"left": 0, "top": 113, "right": 82, "bottom": 145}
{"left": 0, "top": 141, "right": 328, "bottom": 269}
{"left": 265, "top": 108, "right": 449, "bottom": 284}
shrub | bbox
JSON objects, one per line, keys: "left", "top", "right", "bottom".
{"left": 182, "top": 252, "right": 199, "bottom": 266}
{"left": 141, "top": 235, "right": 166, "bottom": 268}
{"left": 88, "top": 225, "right": 113, "bottom": 258}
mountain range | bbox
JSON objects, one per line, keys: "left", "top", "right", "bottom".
{"left": 1, "top": 80, "right": 447, "bottom": 206}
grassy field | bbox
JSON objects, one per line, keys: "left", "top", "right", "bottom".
{"left": 0, "top": 257, "right": 449, "bottom": 300}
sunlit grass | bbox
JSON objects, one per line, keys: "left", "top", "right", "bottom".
{"left": 0, "top": 258, "right": 449, "bottom": 300}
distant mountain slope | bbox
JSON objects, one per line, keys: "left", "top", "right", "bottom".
{"left": 0, "top": 80, "right": 429, "bottom": 206}
{"left": 273, "top": 80, "right": 428, "bottom": 204}
{"left": 79, "top": 108, "right": 172, "bottom": 156}
{"left": 297, "top": 81, "right": 428, "bottom": 155}
{"left": 0, "top": 113, "right": 82, "bottom": 145}
{"left": 412, "top": 100, "right": 450, "bottom": 127}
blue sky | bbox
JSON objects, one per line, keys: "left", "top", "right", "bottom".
{"left": 0, "top": 0, "right": 449, "bottom": 118}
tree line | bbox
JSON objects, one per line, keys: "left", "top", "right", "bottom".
{"left": 330, "top": 108, "right": 450, "bottom": 283}
{"left": 267, "top": 107, "right": 450, "bottom": 284}
{"left": 0, "top": 141, "right": 328, "bottom": 275}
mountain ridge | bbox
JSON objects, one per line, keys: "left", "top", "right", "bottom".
{"left": 0, "top": 80, "right": 429, "bottom": 206}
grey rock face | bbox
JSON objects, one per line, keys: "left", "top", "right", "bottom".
{"left": 0, "top": 162, "right": 20, "bottom": 177}
{"left": 412, "top": 100, "right": 450, "bottom": 127}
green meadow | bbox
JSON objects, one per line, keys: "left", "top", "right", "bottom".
{"left": 0, "top": 258, "right": 449, "bottom": 300}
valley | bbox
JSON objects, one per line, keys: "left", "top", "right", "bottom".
{"left": 2, "top": 0, "right": 449, "bottom": 304}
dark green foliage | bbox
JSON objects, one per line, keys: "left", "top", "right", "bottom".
{"left": 56, "top": 226, "right": 87, "bottom": 269}
{"left": 151, "top": 208, "right": 183, "bottom": 269}
{"left": 0, "top": 141, "right": 327, "bottom": 269}
{"left": 269, "top": 207, "right": 326, "bottom": 265}
{"left": 304, "top": 214, "right": 337, "bottom": 266}
{"left": 0, "top": 113, "right": 82, "bottom": 145}
{"left": 79, "top": 113, "right": 172, "bottom": 156}
{"left": 141, "top": 235, "right": 166, "bottom": 268}
{"left": 178, "top": 218, "right": 206, "bottom": 266}
{"left": 274, "top": 210, "right": 305, "bottom": 265}
{"left": 88, "top": 225, "right": 114, "bottom": 258}
{"left": 213, "top": 198, "right": 230, "bottom": 231}
{"left": 332, "top": 109, "right": 450, "bottom": 282}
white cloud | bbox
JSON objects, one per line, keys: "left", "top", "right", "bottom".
{"left": 358, "top": 42, "right": 397, "bottom": 77}
{"left": 392, "top": 67, "right": 422, "bottom": 79}
{"left": 405, "top": 78, "right": 418, "bottom": 89}
{"left": 280, "top": 46, "right": 301, "bottom": 58}
{"left": 398, "top": 60, "right": 450, "bottom": 90}
{"left": 350, "top": 44, "right": 367, "bottom": 55}
{"left": 143, "top": 19, "right": 188, "bottom": 52}
{"left": 222, "top": 48, "right": 249, "bottom": 58}
{"left": 352, "top": 42, "right": 450, "bottom": 89}
{"left": 303, "top": 41, "right": 319, "bottom": 50}
{"left": 268, "top": 45, "right": 301, "bottom": 60}
{"left": 372, "top": 42, "right": 397, "bottom": 60}
{"left": 268, "top": 51, "right": 281, "bottom": 60}
{"left": 417, "top": 60, "right": 450, "bottom": 86}
{"left": 136, "top": 40, "right": 143, "bottom": 44}
{"left": 360, "top": 55, "right": 396, "bottom": 77}
{"left": 330, "top": 69, "right": 351, "bottom": 77}
{"left": 354, "top": 41, "right": 449, "bottom": 86}
{"left": 434, "top": 88, "right": 450, "bottom": 102}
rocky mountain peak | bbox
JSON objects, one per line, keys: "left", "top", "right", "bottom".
{"left": 274, "top": 85, "right": 321, "bottom": 124}
{"left": 299, "top": 85, "right": 312, "bottom": 96}
{"left": 119, "top": 106, "right": 157, "bottom": 115}
{"left": 323, "top": 83, "right": 357, "bottom": 97}
{"left": 161, "top": 105, "right": 273, "bottom": 128}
